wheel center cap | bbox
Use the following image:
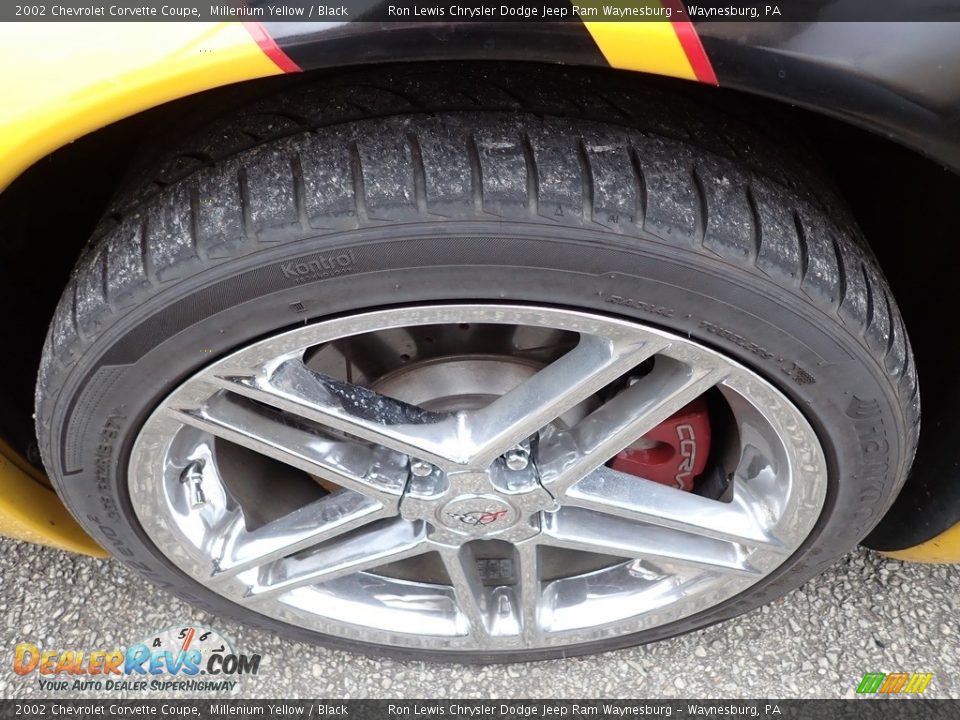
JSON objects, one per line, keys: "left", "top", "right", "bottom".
{"left": 438, "top": 495, "right": 519, "bottom": 536}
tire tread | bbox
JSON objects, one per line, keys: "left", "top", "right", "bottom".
{"left": 36, "top": 62, "right": 919, "bottom": 535}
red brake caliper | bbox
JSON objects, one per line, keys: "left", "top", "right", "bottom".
{"left": 609, "top": 398, "right": 711, "bottom": 491}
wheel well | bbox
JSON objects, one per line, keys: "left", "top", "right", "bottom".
{"left": 0, "top": 60, "right": 954, "bottom": 493}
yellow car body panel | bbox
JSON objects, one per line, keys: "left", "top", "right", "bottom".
{"left": 0, "top": 21, "right": 284, "bottom": 193}
{"left": 882, "top": 523, "right": 960, "bottom": 564}
{"left": 586, "top": 20, "right": 696, "bottom": 80}
{"left": 0, "top": 440, "right": 106, "bottom": 557}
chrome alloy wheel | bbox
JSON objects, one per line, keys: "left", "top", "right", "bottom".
{"left": 129, "top": 304, "right": 827, "bottom": 652}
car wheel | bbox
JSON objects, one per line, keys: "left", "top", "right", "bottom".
{"left": 35, "top": 66, "right": 918, "bottom": 662}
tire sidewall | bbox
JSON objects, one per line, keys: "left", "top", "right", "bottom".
{"left": 42, "top": 222, "right": 908, "bottom": 662}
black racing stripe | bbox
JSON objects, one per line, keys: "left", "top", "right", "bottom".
{"left": 263, "top": 16, "right": 607, "bottom": 72}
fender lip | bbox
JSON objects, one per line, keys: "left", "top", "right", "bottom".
{"left": 0, "top": 440, "right": 106, "bottom": 557}
{"left": 879, "top": 522, "right": 960, "bottom": 564}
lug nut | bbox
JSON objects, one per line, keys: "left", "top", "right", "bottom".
{"left": 504, "top": 448, "right": 530, "bottom": 471}
{"left": 410, "top": 459, "right": 435, "bottom": 477}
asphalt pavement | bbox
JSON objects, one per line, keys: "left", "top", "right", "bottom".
{"left": 1, "top": 537, "right": 957, "bottom": 699}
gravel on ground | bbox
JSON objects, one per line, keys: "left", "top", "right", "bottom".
{"left": 1, "top": 538, "right": 956, "bottom": 699}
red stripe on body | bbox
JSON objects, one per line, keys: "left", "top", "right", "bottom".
{"left": 660, "top": 0, "right": 719, "bottom": 85}
{"left": 243, "top": 22, "right": 302, "bottom": 73}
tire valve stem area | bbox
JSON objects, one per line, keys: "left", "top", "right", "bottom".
{"left": 180, "top": 461, "right": 207, "bottom": 508}
{"left": 609, "top": 398, "right": 712, "bottom": 492}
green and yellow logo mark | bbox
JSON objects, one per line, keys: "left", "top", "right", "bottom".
{"left": 857, "top": 672, "right": 933, "bottom": 695}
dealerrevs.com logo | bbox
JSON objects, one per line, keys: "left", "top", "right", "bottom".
{"left": 13, "top": 624, "right": 261, "bottom": 693}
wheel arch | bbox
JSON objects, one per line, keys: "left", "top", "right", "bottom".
{"left": 0, "top": 55, "right": 958, "bottom": 558}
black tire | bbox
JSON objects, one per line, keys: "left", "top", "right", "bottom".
{"left": 36, "top": 64, "right": 919, "bottom": 663}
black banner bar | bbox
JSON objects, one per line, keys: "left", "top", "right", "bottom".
{"left": 0, "top": 700, "right": 957, "bottom": 720}
{"left": 3, "top": 1, "right": 960, "bottom": 23}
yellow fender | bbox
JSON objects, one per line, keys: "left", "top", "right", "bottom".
{"left": 0, "top": 440, "right": 106, "bottom": 557}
